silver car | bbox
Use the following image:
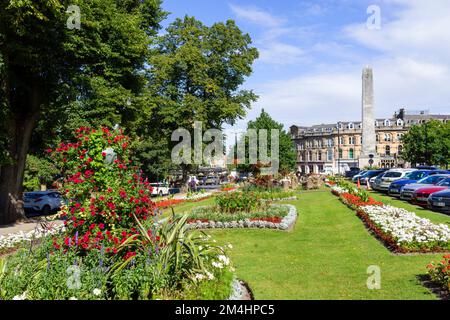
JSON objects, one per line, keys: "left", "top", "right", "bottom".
{"left": 400, "top": 174, "right": 450, "bottom": 200}
{"left": 378, "top": 169, "right": 417, "bottom": 191}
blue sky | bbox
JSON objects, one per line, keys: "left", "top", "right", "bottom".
{"left": 161, "top": 0, "right": 450, "bottom": 131}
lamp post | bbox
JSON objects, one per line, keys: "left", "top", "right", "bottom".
{"left": 337, "top": 122, "right": 341, "bottom": 175}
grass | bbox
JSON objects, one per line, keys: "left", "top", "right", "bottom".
{"left": 172, "top": 189, "right": 450, "bottom": 299}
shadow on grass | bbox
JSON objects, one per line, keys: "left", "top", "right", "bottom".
{"left": 416, "top": 274, "right": 449, "bottom": 300}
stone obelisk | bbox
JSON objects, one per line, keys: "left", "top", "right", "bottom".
{"left": 359, "top": 66, "right": 379, "bottom": 168}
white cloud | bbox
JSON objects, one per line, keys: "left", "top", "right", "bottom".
{"left": 229, "top": 3, "right": 305, "bottom": 65}
{"left": 228, "top": 3, "right": 284, "bottom": 27}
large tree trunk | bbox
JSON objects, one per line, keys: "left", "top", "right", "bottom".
{"left": 0, "top": 81, "right": 41, "bottom": 225}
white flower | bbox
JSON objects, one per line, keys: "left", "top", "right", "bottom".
{"left": 218, "top": 255, "right": 230, "bottom": 266}
{"left": 230, "top": 266, "right": 236, "bottom": 272}
{"left": 205, "top": 270, "right": 215, "bottom": 280}
{"left": 212, "top": 261, "right": 224, "bottom": 269}
{"left": 227, "top": 244, "right": 233, "bottom": 249}
{"left": 199, "top": 246, "right": 203, "bottom": 250}
{"left": 69, "top": 297, "right": 78, "bottom": 300}
{"left": 13, "top": 292, "right": 27, "bottom": 300}
{"left": 193, "top": 273, "right": 206, "bottom": 281}
{"left": 360, "top": 205, "right": 450, "bottom": 246}
{"left": 93, "top": 288, "right": 102, "bottom": 296}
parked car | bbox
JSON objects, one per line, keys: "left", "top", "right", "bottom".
{"left": 377, "top": 169, "right": 417, "bottom": 192}
{"left": 411, "top": 177, "right": 450, "bottom": 206}
{"left": 23, "top": 191, "right": 64, "bottom": 216}
{"left": 388, "top": 170, "right": 433, "bottom": 197}
{"left": 203, "top": 175, "right": 220, "bottom": 185}
{"left": 358, "top": 170, "right": 387, "bottom": 185}
{"left": 149, "top": 182, "right": 170, "bottom": 197}
{"left": 351, "top": 170, "right": 367, "bottom": 183}
{"left": 370, "top": 172, "right": 386, "bottom": 190}
{"left": 345, "top": 167, "right": 360, "bottom": 178}
{"left": 399, "top": 174, "right": 450, "bottom": 200}
{"left": 428, "top": 189, "right": 450, "bottom": 213}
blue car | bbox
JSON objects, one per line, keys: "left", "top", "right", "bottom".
{"left": 388, "top": 170, "right": 433, "bottom": 197}
{"left": 428, "top": 189, "right": 450, "bottom": 213}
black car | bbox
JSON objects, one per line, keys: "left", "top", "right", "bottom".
{"left": 428, "top": 189, "right": 450, "bottom": 213}
{"left": 345, "top": 167, "right": 360, "bottom": 178}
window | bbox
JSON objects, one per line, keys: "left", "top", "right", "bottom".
{"left": 327, "top": 138, "right": 333, "bottom": 147}
{"left": 396, "top": 119, "right": 404, "bottom": 126}
{"left": 384, "top": 119, "right": 391, "bottom": 126}
{"left": 349, "top": 148, "right": 354, "bottom": 159}
{"left": 384, "top": 134, "right": 391, "bottom": 142}
{"left": 397, "top": 133, "right": 403, "bottom": 141}
{"left": 385, "top": 145, "right": 391, "bottom": 156}
{"left": 339, "top": 137, "right": 344, "bottom": 145}
{"left": 348, "top": 123, "right": 354, "bottom": 129}
{"left": 318, "top": 151, "right": 322, "bottom": 161}
{"left": 375, "top": 121, "right": 379, "bottom": 127}
{"left": 327, "top": 149, "right": 333, "bottom": 161}
{"left": 398, "top": 145, "right": 403, "bottom": 154}
{"left": 376, "top": 135, "right": 379, "bottom": 142}
{"left": 349, "top": 137, "right": 355, "bottom": 145}
{"left": 338, "top": 149, "right": 343, "bottom": 159}
{"left": 308, "top": 151, "right": 313, "bottom": 161}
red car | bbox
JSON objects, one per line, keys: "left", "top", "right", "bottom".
{"left": 412, "top": 177, "right": 450, "bottom": 206}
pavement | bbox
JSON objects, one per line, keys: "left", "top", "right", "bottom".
{"left": 0, "top": 219, "right": 64, "bottom": 236}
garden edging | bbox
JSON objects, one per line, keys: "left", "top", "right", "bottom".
{"left": 186, "top": 204, "right": 298, "bottom": 231}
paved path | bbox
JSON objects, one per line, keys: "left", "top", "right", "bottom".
{"left": 0, "top": 219, "right": 64, "bottom": 236}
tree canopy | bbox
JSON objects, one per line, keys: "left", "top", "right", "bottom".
{"left": 401, "top": 120, "right": 450, "bottom": 168}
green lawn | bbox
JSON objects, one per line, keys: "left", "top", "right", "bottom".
{"left": 174, "top": 190, "right": 450, "bottom": 300}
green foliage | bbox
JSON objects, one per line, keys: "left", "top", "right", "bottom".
{"left": 23, "top": 155, "right": 59, "bottom": 192}
{"left": 148, "top": 16, "right": 258, "bottom": 130}
{"left": 215, "top": 192, "right": 265, "bottom": 214}
{"left": 241, "top": 185, "right": 295, "bottom": 200}
{"left": 401, "top": 120, "right": 450, "bottom": 167}
{"left": 189, "top": 205, "right": 289, "bottom": 223}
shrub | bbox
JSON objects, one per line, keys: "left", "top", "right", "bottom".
{"left": 48, "top": 127, "right": 157, "bottom": 257}
{"left": 427, "top": 254, "right": 450, "bottom": 294}
{"left": 215, "top": 192, "right": 265, "bottom": 214}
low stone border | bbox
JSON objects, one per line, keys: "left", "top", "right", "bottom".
{"left": 228, "top": 278, "right": 254, "bottom": 300}
{"left": 261, "top": 196, "right": 297, "bottom": 202}
{"left": 186, "top": 205, "right": 297, "bottom": 231}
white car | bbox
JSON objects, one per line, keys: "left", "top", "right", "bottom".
{"left": 23, "top": 191, "right": 64, "bottom": 215}
{"left": 378, "top": 169, "right": 417, "bottom": 191}
{"left": 150, "top": 183, "right": 170, "bottom": 197}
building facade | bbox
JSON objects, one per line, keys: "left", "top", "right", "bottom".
{"left": 290, "top": 109, "right": 450, "bottom": 174}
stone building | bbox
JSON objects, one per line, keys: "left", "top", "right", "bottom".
{"left": 290, "top": 108, "right": 450, "bottom": 174}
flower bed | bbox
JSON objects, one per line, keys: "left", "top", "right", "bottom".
{"left": 186, "top": 204, "right": 297, "bottom": 231}
{"left": 331, "top": 183, "right": 450, "bottom": 253}
{"left": 357, "top": 205, "right": 450, "bottom": 253}
{"left": 427, "top": 254, "right": 450, "bottom": 296}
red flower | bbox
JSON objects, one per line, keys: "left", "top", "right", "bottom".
{"left": 99, "top": 223, "right": 105, "bottom": 230}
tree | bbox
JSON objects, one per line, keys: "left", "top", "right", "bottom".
{"left": 401, "top": 120, "right": 450, "bottom": 168}
{"left": 0, "top": 0, "right": 166, "bottom": 224}
{"left": 146, "top": 16, "right": 258, "bottom": 181}
{"left": 236, "top": 109, "right": 297, "bottom": 175}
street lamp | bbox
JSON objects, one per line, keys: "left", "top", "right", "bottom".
{"left": 337, "top": 122, "right": 341, "bottom": 175}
